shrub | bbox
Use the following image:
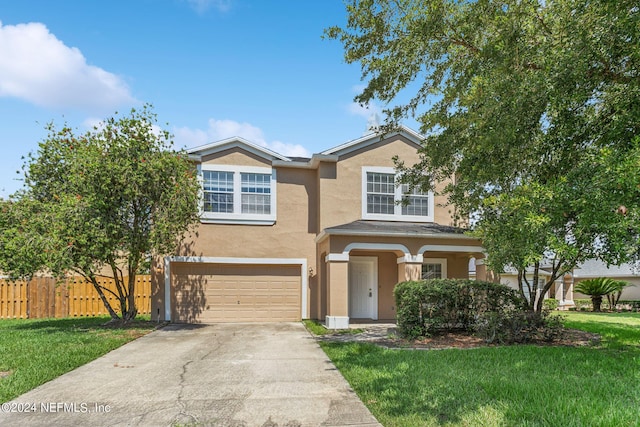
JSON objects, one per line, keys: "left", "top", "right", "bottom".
{"left": 394, "top": 279, "right": 527, "bottom": 339}
{"left": 474, "top": 310, "right": 565, "bottom": 344}
{"left": 543, "top": 298, "right": 559, "bottom": 311}
{"left": 574, "top": 299, "right": 592, "bottom": 311}
{"left": 394, "top": 279, "right": 564, "bottom": 343}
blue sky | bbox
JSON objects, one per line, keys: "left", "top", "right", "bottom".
{"left": 0, "top": 0, "right": 412, "bottom": 198}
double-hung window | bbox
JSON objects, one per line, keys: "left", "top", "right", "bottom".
{"left": 203, "top": 171, "right": 234, "bottom": 213}
{"left": 200, "top": 165, "right": 276, "bottom": 224}
{"left": 362, "top": 167, "right": 434, "bottom": 222}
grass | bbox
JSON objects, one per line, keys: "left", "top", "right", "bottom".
{"left": 320, "top": 312, "right": 640, "bottom": 427}
{"left": 0, "top": 316, "right": 157, "bottom": 403}
{"left": 302, "top": 319, "right": 364, "bottom": 335}
{"left": 562, "top": 311, "right": 640, "bottom": 349}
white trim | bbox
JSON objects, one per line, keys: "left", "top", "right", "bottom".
{"left": 163, "top": 256, "right": 308, "bottom": 321}
{"left": 164, "top": 257, "right": 171, "bottom": 321}
{"left": 397, "top": 254, "right": 424, "bottom": 264}
{"left": 361, "top": 166, "right": 434, "bottom": 222}
{"left": 343, "top": 242, "right": 411, "bottom": 256}
{"left": 199, "top": 218, "right": 276, "bottom": 225}
{"left": 199, "top": 165, "right": 277, "bottom": 224}
{"left": 188, "top": 137, "right": 290, "bottom": 162}
{"left": 322, "top": 125, "right": 423, "bottom": 156}
{"left": 327, "top": 242, "right": 412, "bottom": 263}
{"left": 325, "top": 253, "right": 350, "bottom": 262}
{"left": 423, "top": 258, "right": 448, "bottom": 279}
{"left": 419, "top": 244, "right": 485, "bottom": 254}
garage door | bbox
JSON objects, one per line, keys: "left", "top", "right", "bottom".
{"left": 171, "top": 263, "right": 301, "bottom": 323}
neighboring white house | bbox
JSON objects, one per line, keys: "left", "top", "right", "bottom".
{"left": 469, "top": 258, "right": 640, "bottom": 309}
{"left": 572, "top": 259, "right": 640, "bottom": 301}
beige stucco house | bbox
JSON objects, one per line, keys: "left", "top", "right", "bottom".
{"left": 151, "top": 126, "right": 486, "bottom": 328}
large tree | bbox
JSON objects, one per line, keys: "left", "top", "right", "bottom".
{"left": 327, "top": 0, "right": 640, "bottom": 310}
{"left": 0, "top": 106, "right": 201, "bottom": 323}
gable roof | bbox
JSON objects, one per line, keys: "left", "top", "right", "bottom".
{"left": 321, "top": 125, "right": 424, "bottom": 157}
{"left": 186, "top": 125, "right": 424, "bottom": 167}
{"left": 187, "top": 136, "right": 291, "bottom": 162}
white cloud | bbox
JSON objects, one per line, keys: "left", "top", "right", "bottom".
{"left": 347, "top": 101, "right": 382, "bottom": 119}
{"left": 174, "top": 118, "right": 311, "bottom": 158}
{"left": 185, "top": 0, "right": 232, "bottom": 14}
{"left": 0, "top": 21, "right": 136, "bottom": 111}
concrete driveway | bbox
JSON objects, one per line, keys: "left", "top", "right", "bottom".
{"left": 0, "top": 323, "right": 381, "bottom": 427}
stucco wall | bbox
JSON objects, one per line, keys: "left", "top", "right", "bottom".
{"left": 318, "top": 135, "right": 456, "bottom": 231}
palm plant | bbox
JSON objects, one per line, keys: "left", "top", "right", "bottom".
{"left": 606, "top": 280, "right": 630, "bottom": 311}
{"left": 574, "top": 278, "right": 620, "bottom": 312}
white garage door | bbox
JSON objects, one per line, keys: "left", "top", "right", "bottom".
{"left": 171, "top": 262, "right": 301, "bottom": 323}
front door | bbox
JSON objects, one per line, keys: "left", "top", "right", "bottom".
{"left": 348, "top": 256, "right": 378, "bottom": 319}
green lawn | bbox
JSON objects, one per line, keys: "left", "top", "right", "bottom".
{"left": 0, "top": 316, "right": 157, "bottom": 403}
{"left": 321, "top": 312, "right": 640, "bottom": 427}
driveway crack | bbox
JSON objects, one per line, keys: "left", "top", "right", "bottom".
{"left": 172, "top": 359, "right": 198, "bottom": 426}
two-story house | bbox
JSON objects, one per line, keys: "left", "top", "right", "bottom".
{"left": 151, "top": 126, "right": 486, "bottom": 328}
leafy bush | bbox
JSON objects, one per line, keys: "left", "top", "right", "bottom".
{"left": 394, "top": 279, "right": 527, "bottom": 339}
{"left": 394, "top": 279, "right": 564, "bottom": 344}
{"left": 543, "top": 298, "right": 559, "bottom": 311}
{"left": 474, "top": 310, "right": 565, "bottom": 344}
{"left": 574, "top": 299, "right": 592, "bottom": 311}
{"left": 618, "top": 300, "right": 640, "bottom": 312}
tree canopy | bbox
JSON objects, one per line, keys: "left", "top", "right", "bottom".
{"left": 327, "top": 0, "right": 640, "bottom": 309}
{"left": 0, "top": 106, "right": 201, "bottom": 322}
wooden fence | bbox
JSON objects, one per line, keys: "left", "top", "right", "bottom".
{"left": 0, "top": 276, "right": 151, "bottom": 319}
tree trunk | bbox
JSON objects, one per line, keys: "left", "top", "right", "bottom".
{"left": 123, "top": 273, "right": 138, "bottom": 322}
{"left": 89, "top": 277, "right": 120, "bottom": 321}
{"left": 592, "top": 295, "right": 603, "bottom": 312}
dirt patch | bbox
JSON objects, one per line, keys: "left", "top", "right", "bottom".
{"left": 0, "top": 370, "right": 12, "bottom": 378}
{"left": 319, "top": 327, "right": 601, "bottom": 350}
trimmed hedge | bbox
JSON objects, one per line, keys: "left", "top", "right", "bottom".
{"left": 393, "top": 279, "right": 563, "bottom": 343}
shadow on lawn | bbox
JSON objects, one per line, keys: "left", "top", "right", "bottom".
{"left": 4, "top": 317, "right": 156, "bottom": 333}
{"left": 563, "top": 320, "right": 640, "bottom": 349}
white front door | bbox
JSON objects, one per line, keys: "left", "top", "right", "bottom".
{"left": 348, "top": 256, "right": 378, "bottom": 320}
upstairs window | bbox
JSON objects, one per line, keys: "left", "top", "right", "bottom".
{"left": 401, "top": 184, "right": 430, "bottom": 216}
{"left": 241, "top": 173, "right": 271, "bottom": 215}
{"left": 203, "top": 171, "right": 234, "bottom": 213}
{"left": 362, "top": 167, "right": 434, "bottom": 222}
{"left": 200, "top": 165, "right": 276, "bottom": 224}
{"left": 366, "top": 172, "right": 395, "bottom": 214}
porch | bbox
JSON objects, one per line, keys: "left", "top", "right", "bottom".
{"left": 314, "top": 220, "right": 485, "bottom": 329}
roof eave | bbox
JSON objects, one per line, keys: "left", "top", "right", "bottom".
{"left": 187, "top": 137, "right": 291, "bottom": 162}
{"left": 315, "top": 228, "right": 478, "bottom": 244}
{"left": 272, "top": 154, "right": 339, "bottom": 169}
{"left": 321, "top": 125, "right": 424, "bottom": 156}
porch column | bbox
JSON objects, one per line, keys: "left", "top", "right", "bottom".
{"left": 475, "top": 258, "right": 487, "bottom": 281}
{"left": 562, "top": 274, "right": 575, "bottom": 308}
{"left": 397, "top": 254, "right": 423, "bottom": 282}
{"left": 325, "top": 255, "right": 349, "bottom": 329}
